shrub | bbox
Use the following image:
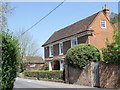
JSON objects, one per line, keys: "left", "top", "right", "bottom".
{"left": 1, "top": 32, "right": 20, "bottom": 89}
{"left": 102, "top": 26, "right": 120, "bottom": 63}
{"left": 40, "top": 63, "right": 49, "bottom": 70}
{"left": 66, "top": 44, "right": 101, "bottom": 69}
{"left": 23, "top": 70, "right": 63, "bottom": 80}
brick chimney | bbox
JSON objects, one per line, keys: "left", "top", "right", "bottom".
{"left": 102, "top": 4, "right": 110, "bottom": 20}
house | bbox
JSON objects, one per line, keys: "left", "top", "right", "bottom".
{"left": 42, "top": 5, "right": 114, "bottom": 71}
{"left": 23, "top": 56, "right": 44, "bottom": 70}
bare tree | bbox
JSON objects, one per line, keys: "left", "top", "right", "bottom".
{"left": 14, "top": 29, "right": 41, "bottom": 58}
{"left": 0, "top": 2, "right": 14, "bottom": 32}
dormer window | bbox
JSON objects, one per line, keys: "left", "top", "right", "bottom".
{"left": 100, "top": 19, "right": 106, "bottom": 28}
{"left": 59, "top": 43, "right": 63, "bottom": 55}
{"left": 49, "top": 45, "right": 53, "bottom": 57}
{"left": 71, "top": 38, "right": 78, "bottom": 47}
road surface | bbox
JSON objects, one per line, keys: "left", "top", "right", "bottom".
{"left": 14, "top": 77, "right": 92, "bottom": 88}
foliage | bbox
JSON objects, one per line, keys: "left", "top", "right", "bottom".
{"left": 0, "top": 2, "right": 14, "bottom": 31}
{"left": 23, "top": 70, "right": 63, "bottom": 80}
{"left": 18, "top": 62, "right": 26, "bottom": 73}
{"left": 102, "top": 26, "right": 120, "bottom": 63}
{"left": 1, "top": 31, "right": 20, "bottom": 89}
{"left": 14, "top": 29, "right": 41, "bottom": 57}
{"left": 110, "top": 12, "right": 120, "bottom": 24}
{"left": 66, "top": 44, "right": 101, "bottom": 69}
{"left": 40, "top": 63, "right": 49, "bottom": 70}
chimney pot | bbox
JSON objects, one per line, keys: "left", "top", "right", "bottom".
{"left": 102, "top": 5, "right": 110, "bottom": 20}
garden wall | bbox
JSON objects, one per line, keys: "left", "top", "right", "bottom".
{"left": 65, "top": 62, "right": 120, "bottom": 88}
{"left": 99, "top": 62, "right": 120, "bottom": 88}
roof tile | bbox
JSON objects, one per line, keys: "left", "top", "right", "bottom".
{"left": 42, "top": 12, "right": 99, "bottom": 46}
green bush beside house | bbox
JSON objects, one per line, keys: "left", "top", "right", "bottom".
{"left": 66, "top": 44, "right": 101, "bottom": 69}
{"left": 102, "top": 25, "right": 120, "bottom": 64}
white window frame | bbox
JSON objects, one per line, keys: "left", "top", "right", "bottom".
{"left": 71, "top": 38, "right": 78, "bottom": 47}
{"left": 59, "top": 42, "right": 63, "bottom": 55}
{"left": 49, "top": 45, "right": 53, "bottom": 57}
{"left": 30, "top": 64, "right": 35, "bottom": 68}
{"left": 100, "top": 19, "right": 106, "bottom": 28}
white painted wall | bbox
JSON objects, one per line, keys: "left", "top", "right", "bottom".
{"left": 49, "top": 62, "right": 52, "bottom": 71}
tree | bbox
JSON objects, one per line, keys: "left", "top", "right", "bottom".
{"left": 0, "top": 2, "right": 16, "bottom": 89}
{"left": 14, "top": 29, "right": 42, "bottom": 72}
{"left": 1, "top": 31, "right": 20, "bottom": 89}
{"left": 14, "top": 29, "right": 41, "bottom": 57}
{"left": 0, "top": 2, "right": 14, "bottom": 32}
{"left": 102, "top": 25, "right": 120, "bottom": 63}
{"left": 110, "top": 12, "right": 120, "bottom": 24}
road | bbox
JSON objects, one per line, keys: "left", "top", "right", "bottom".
{"left": 14, "top": 77, "right": 92, "bottom": 88}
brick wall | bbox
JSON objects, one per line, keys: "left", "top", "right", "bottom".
{"left": 44, "top": 47, "right": 49, "bottom": 58}
{"left": 89, "top": 11, "right": 113, "bottom": 49}
{"left": 78, "top": 36, "right": 88, "bottom": 44}
{"left": 53, "top": 44, "right": 59, "bottom": 56}
{"left": 67, "top": 63, "right": 92, "bottom": 86}
{"left": 63, "top": 40, "right": 71, "bottom": 54}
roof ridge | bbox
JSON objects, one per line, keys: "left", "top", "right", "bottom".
{"left": 55, "top": 11, "right": 99, "bottom": 33}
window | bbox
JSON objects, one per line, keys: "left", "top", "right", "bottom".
{"left": 49, "top": 45, "right": 53, "bottom": 57}
{"left": 71, "top": 38, "right": 78, "bottom": 47}
{"left": 30, "top": 64, "right": 35, "bottom": 68}
{"left": 100, "top": 19, "right": 106, "bottom": 28}
{"left": 59, "top": 43, "right": 63, "bottom": 55}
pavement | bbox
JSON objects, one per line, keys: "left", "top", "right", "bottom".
{"left": 14, "top": 77, "right": 93, "bottom": 88}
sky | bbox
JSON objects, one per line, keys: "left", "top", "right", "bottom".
{"left": 7, "top": 1, "right": 119, "bottom": 57}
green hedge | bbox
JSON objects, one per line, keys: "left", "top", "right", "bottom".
{"left": 23, "top": 70, "right": 63, "bottom": 80}
{"left": 1, "top": 32, "right": 20, "bottom": 89}
{"left": 66, "top": 44, "right": 101, "bottom": 69}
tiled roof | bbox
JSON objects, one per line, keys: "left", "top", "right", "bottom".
{"left": 24, "top": 56, "right": 44, "bottom": 64}
{"left": 42, "top": 12, "right": 99, "bottom": 47}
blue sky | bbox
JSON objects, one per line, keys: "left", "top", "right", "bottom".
{"left": 7, "top": 2, "right": 118, "bottom": 57}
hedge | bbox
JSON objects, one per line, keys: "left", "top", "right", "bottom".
{"left": 23, "top": 70, "right": 63, "bottom": 80}
{"left": 1, "top": 32, "right": 20, "bottom": 90}
{"left": 66, "top": 44, "right": 101, "bottom": 69}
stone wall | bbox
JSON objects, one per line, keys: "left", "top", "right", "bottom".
{"left": 99, "top": 62, "right": 120, "bottom": 88}
{"left": 68, "top": 63, "right": 92, "bottom": 86}
{"left": 65, "top": 62, "right": 120, "bottom": 88}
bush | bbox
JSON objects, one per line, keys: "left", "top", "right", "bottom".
{"left": 23, "top": 70, "right": 63, "bottom": 80}
{"left": 66, "top": 44, "right": 101, "bottom": 69}
{"left": 1, "top": 32, "right": 20, "bottom": 89}
{"left": 102, "top": 26, "right": 120, "bottom": 64}
{"left": 40, "top": 63, "right": 49, "bottom": 70}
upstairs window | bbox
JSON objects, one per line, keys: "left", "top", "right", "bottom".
{"left": 49, "top": 45, "right": 53, "bottom": 57}
{"left": 100, "top": 19, "right": 106, "bottom": 28}
{"left": 59, "top": 43, "right": 63, "bottom": 55}
{"left": 71, "top": 38, "right": 78, "bottom": 47}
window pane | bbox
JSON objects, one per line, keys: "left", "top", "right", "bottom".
{"left": 59, "top": 43, "right": 63, "bottom": 55}
{"left": 101, "top": 19, "right": 106, "bottom": 28}
{"left": 71, "top": 39, "right": 77, "bottom": 47}
{"left": 49, "top": 46, "right": 53, "bottom": 57}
